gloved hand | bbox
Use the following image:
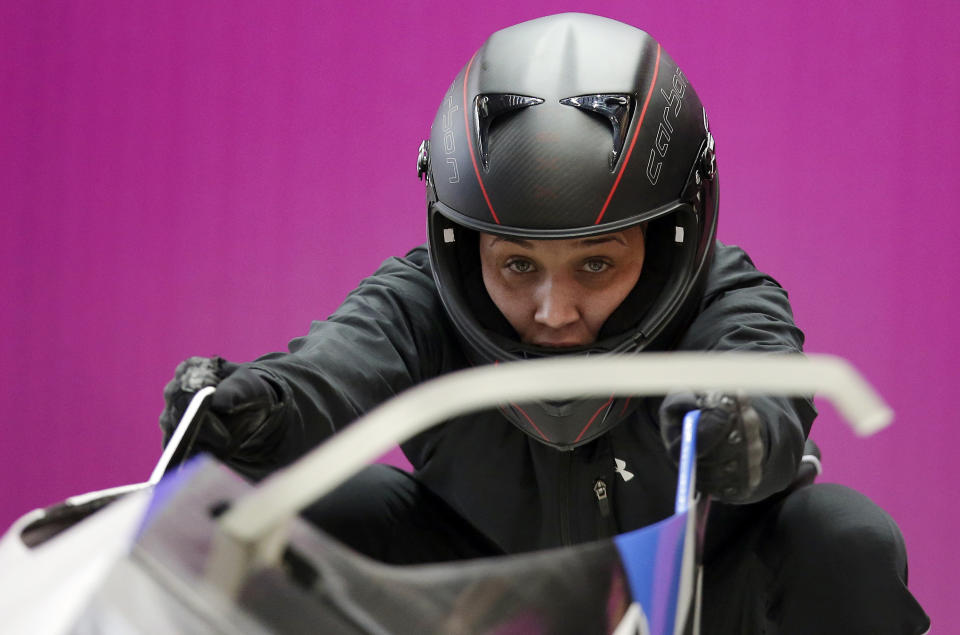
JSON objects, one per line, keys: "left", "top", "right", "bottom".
{"left": 159, "top": 356, "right": 285, "bottom": 459}
{"left": 658, "top": 391, "right": 767, "bottom": 503}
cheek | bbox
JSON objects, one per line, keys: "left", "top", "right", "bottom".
{"left": 585, "top": 268, "right": 643, "bottom": 329}
{"left": 480, "top": 264, "right": 528, "bottom": 329}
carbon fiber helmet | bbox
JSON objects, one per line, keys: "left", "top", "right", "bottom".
{"left": 419, "top": 13, "right": 718, "bottom": 449}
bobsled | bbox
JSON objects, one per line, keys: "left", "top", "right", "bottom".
{"left": 0, "top": 353, "right": 890, "bottom": 634}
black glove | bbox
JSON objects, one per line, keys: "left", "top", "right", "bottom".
{"left": 159, "top": 356, "right": 285, "bottom": 459}
{"left": 658, "top": 391, "right": 767, "bottom": 503}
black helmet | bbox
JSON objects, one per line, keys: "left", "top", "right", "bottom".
{"left": 419, "top": 13, "right": 718, "bottom": 449}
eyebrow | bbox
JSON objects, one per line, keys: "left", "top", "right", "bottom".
{"left": 490, "top": 235, "right": 627, "bottom": 248}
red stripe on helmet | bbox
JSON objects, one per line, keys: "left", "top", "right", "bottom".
{"left": 462, "top": 52, "right": 501, "bottom": 224}
{"left": 574, "top": 395, "right": 616, "bottom": 444}
{"left": 594, "top": 43, "right": 662, "bottom": 225}
{"left": 509, "top": 402, "right": 551, "bottom": 443}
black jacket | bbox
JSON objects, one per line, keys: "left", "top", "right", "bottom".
{"left": 233, "top": 241, "right": 816, "bottom": 553}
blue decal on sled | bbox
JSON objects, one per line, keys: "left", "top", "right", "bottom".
{"left": 614, "top": 410, "right": 699, "bottom": 634}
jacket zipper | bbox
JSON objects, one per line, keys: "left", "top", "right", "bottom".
{"left": 594, "top": 435, "right": 620, "bottom": 538}
{"left": 594, "top": 478, "right": 611, "bottom": 517}
{"left": 594, "top": 478, "right": 618, "bottom": 537}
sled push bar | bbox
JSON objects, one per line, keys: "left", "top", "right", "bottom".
{"left": 204, "top": 352, "right": 892, "bottom": 596}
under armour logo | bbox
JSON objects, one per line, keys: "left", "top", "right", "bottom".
{"left": 615, "top": 458, "right": 634, "bottom": 482}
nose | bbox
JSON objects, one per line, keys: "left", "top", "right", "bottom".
{"left": 533, "top": 277, "right": 580, "bottom": 329}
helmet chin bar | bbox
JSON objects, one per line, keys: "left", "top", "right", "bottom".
{"left": 499, "top": 396, "right": 629, "bottom": 450}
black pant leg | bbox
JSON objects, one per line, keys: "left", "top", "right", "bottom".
{"left": 702, "top": 483, "right": 930, "bottom": 634}
{"left": 298, "top": 464, "right": 504, "bottom": 565}
{"left": 761, "top": 483, "right": 929, "bottom": 634}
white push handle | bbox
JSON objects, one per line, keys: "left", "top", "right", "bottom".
{"left": 206, "top": 352, "right": 891, "bottom": 595}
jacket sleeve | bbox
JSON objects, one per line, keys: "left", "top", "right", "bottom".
{"left": 224, "top": 246, "right": 458, "bottom": 480}
{"left": 675, "top": 241, "right": 818, "bottom": 502}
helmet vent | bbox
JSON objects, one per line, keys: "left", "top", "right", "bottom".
{"left": 559, "top": 94, "right": 634, "bottom": 169}
{"left": 476, "top": 94, "right": 544, "bottom": 169}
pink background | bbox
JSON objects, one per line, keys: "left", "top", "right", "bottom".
{"left": 2, "top": 0, "right": 956, "bottom": 625}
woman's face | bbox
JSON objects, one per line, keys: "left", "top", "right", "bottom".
{"left": 478, "top": 226, "right": 646, "bottom": 348}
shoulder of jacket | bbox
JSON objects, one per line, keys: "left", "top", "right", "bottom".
{"left": 369, "top": 244, "right": 433, "bottom": 281}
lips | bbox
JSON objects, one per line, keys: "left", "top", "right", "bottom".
{"left": 525, "top": 326, "right": 596, "bottom": 349}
